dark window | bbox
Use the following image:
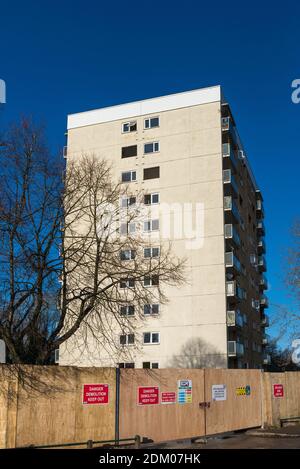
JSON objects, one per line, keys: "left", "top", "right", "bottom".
{"left": 119, "top": 362, "right": 135, "bottom": 368}
{"left": 144, "top": 194, "right": 151, "bottom": 205}
{"left": 143, "top": 166, "right": 160, "bottom": 180}
{"left": 121, "top": 145, "right": 137, "bottom": 158}
{"left": 152, "top": 362, "right": 159, "bottom": 369}
{"left": 121, "top": 171, "right": 136, "bottom": 182}
{"left": 122, "top": 121, "right": 137, "bottom": 133}
{"left": 142, "top": 362, "right": 151, "bottom": 369}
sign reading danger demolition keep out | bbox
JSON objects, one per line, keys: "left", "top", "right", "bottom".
{"left": 82, "top": 384, "right": 109, "bottom": 405}
{"left": 138, "top": 387, "right": 160, "bottom": 405}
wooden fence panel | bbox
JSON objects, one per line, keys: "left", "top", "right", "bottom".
{"left": 119, "top": 369, "right": 205, "bottom": 442}
{"left": 204, "top": 369, "right": 263, "bottom": 435}
{"left": 262, "top": 372, "right": 300, "bottom": 427}
{"left": 0, "top": 365, "right": 116, "bottom": 448}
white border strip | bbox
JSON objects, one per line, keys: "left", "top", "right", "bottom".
{"left": 67, "top": 86, "right": 221, "bottom": 130}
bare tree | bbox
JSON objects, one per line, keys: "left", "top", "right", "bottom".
{"left": 271, "top": 220, "right": 300, "bottom": 345}
{"left": 0, "top": 119, "right": 185, "bottom": 367}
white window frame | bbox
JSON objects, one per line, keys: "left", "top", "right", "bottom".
{"left": 120, "top": 249, "right": 136, "bottom": 261}
{"left": 144, "top": 246, "right": 160, "bottom": 258}
{"left": 121, "top": 170, "right": 136, "bottom": 183}
{"left": 120, "top": 305, "right": 135, "bottom": 316}
{"left": 143, "top": 304, "right": 160, "bottom": 316}
{"left": 144, "top": 116, "right": 160, "bottom": 129}
{"left": 143, "top": 275, "right": 159, "bottom": 287}
{"left": 143, "top": 332, "right": 160, "bottom": 345}
{"left": 120, "top": 278, "right": 135, "bottom": 289}
{"left": 120, "top": 222, "right": 136, "bottom": 235}
{"left": 122, "top": 121, "right": 137, "bottom": 133}
{"left": 144, "top": 141, "right": 160, "bottom": 154}
{"left": 143, "top": 219, "right": 159, "bottom": 232}
{"left": 144, "top": 193, "right": 160, "bottom": 205}
{"left": 119, "top": 333, "right": 135, "bottom": 346}
{"left": 121, "top": 195, "right": 136, "bottom": 208}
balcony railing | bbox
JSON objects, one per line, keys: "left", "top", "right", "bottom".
{"left": 224, "top": 196, "right": 241, "bottom": 223}
{"left": 257, "top": 220, "right": 265, "bottom": 236}
{"left": 260, "top": 295, "right": 269, "bottom": 308}
{"left": 228, "top": 340, "right": 244, "bottom": 357}
{"left": 258, "top": 255, "right": 267, "bottom": 272}
{"left": 261, "top": 314, "right": 269, "bottom": 327}
{"left": 263, "top": 354, "right": 271, "bottom": 365}
{"left": 262, "top": 335, "right": 269, "bottom": 346}
{"left": 223, "top": 169, "right": 238, "bottom": 197}
{"left": 225, "top": 251, "right": 241, "bottom": 273}
{"left": 259, "top": 275, "right": 268, "bottom": 290}
{"left": 227, "top": 310, "right": 244, "bottom": 327}
{"left": 224, "top": 224, "right": 241, "bottom": 247}
{"left": 221, "top": 117, "right": 230, "bottom": 131}
{"left": 226, "top": 281, "right": 246, "bottom": 301}
{"left": 257, "top": 238, "right": 266, "bottom": 254}
{"left": 222, "top": 143, "right": 238, "bottom": 170}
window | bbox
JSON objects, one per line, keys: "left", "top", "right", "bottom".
{"left": 143, "top": 332, "right": 160, "bottom": 344}
{"left": 121, "top": 170, "right": 136, "bottom": 182}
{"left": 120, "top": 278, "right": 135, "bottom": 288}
{"left": 144, "top": 247, "right": 160, "bottom": 258}
{"left": 144, "top": 141, "right": 159, "bottom": 154}
{"left": 142, "top": 362, "right": 159, "bottom": 369}
{"left": 120, "top": 222, "right": 136, "bottom": 235}
{"left": 144, "top": 304, "right": 160, "bottom": 315}
{"left": 143, "top": 167, "right": 160, "bottom": 180}
{"left": 144, "top": 193, "right": 159, "bottom": 205}
{"left": 119, "top": 362, "right": 135, "bottom": 368}
{"left": 144, "top": 219, "right": 159, "bottom": 232}
{"left": 121, "top": 145, "right": 137, "bottom": 158}
{"left": 144, "top": 117, "right": 160, "bottom": 129}
{"left": 120, "top": 249, "right": 136, "bottom": 261}
{"left": 120, "top": 334, "right": 135, "bottom": 345}
{"left": 121, "top": 196, "right": 136, "bottom": 207}
{"left": 144, "top": 275, "right": 159, "bottom": 287}
{"left": 122, "top": 121, "right": 137, "bottom": 133}
{"left": 120, "top": 305, "right": 135, "bottom": 316}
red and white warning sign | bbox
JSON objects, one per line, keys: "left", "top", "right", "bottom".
{"left": 161, "top": 392, "right": 176, "bottom": 404}
{"left": 273, "top": 384, "right": 284, "bottom": 398}
{"left": 82, "top": 383, "right": 109, "bottom": 405}
{"left": 138, "top": 386, "right": 159, "bottom": 405}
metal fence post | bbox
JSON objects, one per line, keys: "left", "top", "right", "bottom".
{"left": 115, "top": 367, "right": 120, "bottom": 445}
{"left": 87, "top": 440, "right": 93, "bottom": 449}
{"left": 134, "top": 435, "right": 141, "bottom": 449}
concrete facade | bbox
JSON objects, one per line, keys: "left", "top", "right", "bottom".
{"left": 60, "top": 86, "right": 268, "bottom": 369}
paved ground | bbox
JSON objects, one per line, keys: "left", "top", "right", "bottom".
{"left": 139, "top": 427, "right": 300, "bottom": 449}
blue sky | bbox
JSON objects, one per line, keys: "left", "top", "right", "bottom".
{"left": 1, "top": 0, "right": 299, "bottom": 345}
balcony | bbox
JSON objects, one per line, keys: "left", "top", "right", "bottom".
{"left": 262, "top": 335, "right": 269, "bottom": 346}
{"left": 260, "top": 295, "right": 269, "bottom": 308}
{"left": 227, "top": 310, "right": 244, "bottom": 327}
{"left": 256, "top": 199, "right": 265, "bottom": 219}
{"left": 221, "top": 116, "right": 231, "bottom": 131}
{"left": 226, "top": 281, "right": 246, "bottom": 301}
{"left": 263, "top": 354, "right": 271, "bottom": 365}
{"left": 257, "top": 220, "right": 265, "bottom": 236}
{"left": 257, "top": 238, "right": 266, "bottom": 254}
{"left": 224, "top": 224, "right": 241, "bottom": 247}
{"left": 224, "top": 196, "right": 241, "bottom": 224}
{"left": 261, "top": 314, "right": 269, "bottom": 327}
{"left": 228, "top": 340, "right": 244, "bottom": 357}
{"left": 258, "top": 255, "right": 267, "bottom": 272}
{"left": 259, "top": 275, "right": 268, "bottom": 291}
{"left": 225, "top": 251, "right": 241, "bottom": 273}
{"left": 223, "top": 169, "right": 238, "bottom": 197}
{"left": 222, "top": 143, "right": 238, "bottom": 171}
